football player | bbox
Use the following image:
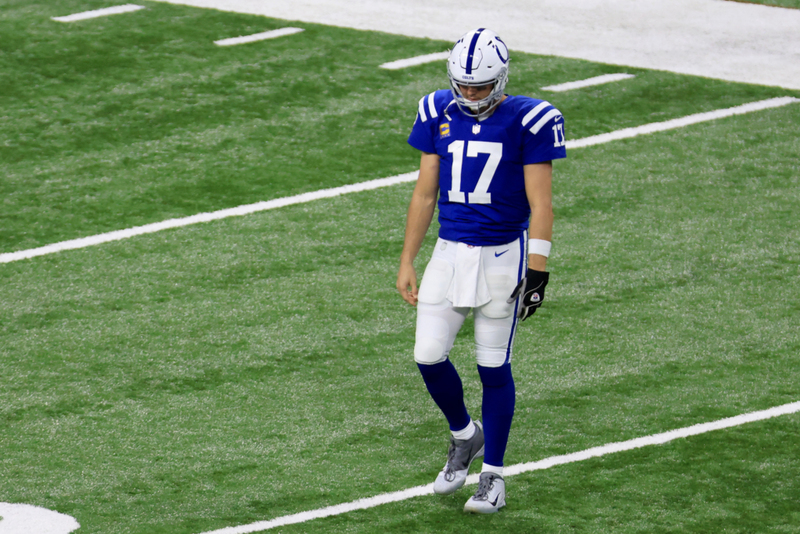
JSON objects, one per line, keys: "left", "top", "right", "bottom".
{"left": 396, "top": 28, "right": 567, "bottom": 513}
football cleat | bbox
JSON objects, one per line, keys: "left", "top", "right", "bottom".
{"left": 447, "top": 28, "right": 510, "bottom": 119}
{"left": 464, "top": 472, "right": 506, "bottom": 514}
{"left": 433, "top": 421, "right": 485, "bottom": 495}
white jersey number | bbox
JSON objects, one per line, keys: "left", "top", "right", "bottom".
{"left": 447, "top": 140, "right": 502, "bottom": 205}
{"left": 552, "top": 123, "right": 566, "bottom": 147}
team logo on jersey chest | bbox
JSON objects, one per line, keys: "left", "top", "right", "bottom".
{"left": 439, "top": 123, "right": 451, "bottom": 139}
{"left": 472, "top": 124, "right": 481, "bottom": 135}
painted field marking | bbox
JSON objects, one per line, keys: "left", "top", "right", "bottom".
{"left": 2, "top": 96, "right": 797, "bottom": 265}
{"left": 567, "top": 96, "right": 798, "bottom": 149}
{"left": 51, "top": 4, "right": 145, "bottom": 22}
{"left": 214, "top": 27, "right": 304, "bottom": 46}
{"left": 197, "top": 400, "right": 800, "bottom": 534}
{"left": 380, "top": 51, "right": 450, "bottom": 70}
{"left": 541, "top": 73, "right": 635, "bottom": 92}
{"left": 0, "top": 173, "right": 417, "bottom": 264}
{"left": 0, "top": 503, "right": 80, "bottom": 534}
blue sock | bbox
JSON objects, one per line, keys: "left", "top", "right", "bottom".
{"left": 417, "top": 360, "right": 471, "bottom": 431}
{"left": 478, "top": 364, "right": 515, "bottom": 466}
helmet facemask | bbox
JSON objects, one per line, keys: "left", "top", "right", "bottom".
{"left": 446, "top": 29, "right": 510, "bottom": 120}
{"left": 448, "top": 66, "right": 509, "bottom": 120}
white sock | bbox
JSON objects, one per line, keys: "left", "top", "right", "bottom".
{"left": 451, "top": 420, "right": 476, "bottom": 441}
{"left": 482, "top": 463, "right": 503, "bottom": 477}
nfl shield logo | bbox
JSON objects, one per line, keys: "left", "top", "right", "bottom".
{"left": 472, "top": 124, "right": 481, "bottom": 135}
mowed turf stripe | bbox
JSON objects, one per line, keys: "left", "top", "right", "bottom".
{"left": 197, "top": 401, "right": 800, "bottom": 534}
{"left": 1, "top": 97, "right": 797, "bottom": 264}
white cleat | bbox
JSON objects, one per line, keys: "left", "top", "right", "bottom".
{"left": 464, "top": 472, "right": 506, "bottom": 514}
{"left": 433, "top": 421, "right": 485, "bottom": 495}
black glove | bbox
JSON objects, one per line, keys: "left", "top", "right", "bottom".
{"left": 507, "top": 269, "right": 549, "bottom": 321}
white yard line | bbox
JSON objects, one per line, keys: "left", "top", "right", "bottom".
{"left": 197, "top": 400, "right": 800, "bottom": 534}
{"left": 380, "top": 51, "right": 450, "bottom": 70}
{"left": 2, "top": 96, "right": 797, "bottom": 265}
{"left": 566, "top": 96, "right": 799, "bottom": 149}
{"left": 214, "top": 27, "right": 304, "bottom": 46}
{"left": 51, "top": 4, "right": 145, "bottom": 22}
{"left": 542, "top": 73, "right": 635, "bottom": 92}
{"left": 0, "top": 173, "right": 416, "bottom": 264}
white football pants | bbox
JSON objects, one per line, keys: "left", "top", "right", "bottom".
{"left": 414, "top": 236, "right": 526, "bottom": 368}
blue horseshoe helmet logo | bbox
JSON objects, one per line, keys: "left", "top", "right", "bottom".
{"left": 495, "top": 36, "right": 509, "bottom": 64}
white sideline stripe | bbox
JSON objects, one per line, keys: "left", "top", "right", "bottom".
{"left": 214, "top": 27, "right": 304, "bottom": 46}
{"left": 566, "top": 96, "right": 799, "bottom": 149}
{"left": 0, "top": 173, "right": 417, "bottom": 264}
{"left": 198, "top": 401, "right": 800, "bottom": 534}
{"left": 380, "top": 51, "right": 450, "bottom": 70}
{"left": 51, "top": 4, "right": 145, "bottom": 22}
{"left": 2, "top": 97, "right": 798, "bottom": 264}
{"left": 542, "top": 73, "right": 635, "bottom": 92}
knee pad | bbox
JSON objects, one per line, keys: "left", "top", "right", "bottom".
{"left": 478, "top": 364, "right": 513, "bottom": 387}
{"left": 414, "top": 336, "right": 447, "bottom": 365}
{"left": 474, "top": 311, "right": 514, "bottom": 368}
{"left": 414, "top": 311, "right": 452, "bottom": 365}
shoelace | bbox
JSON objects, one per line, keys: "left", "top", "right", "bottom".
{"left": 442, "top": 438, "right": 458, "bottom": 479}
{"left": 472, "top": 475, "right": 494, "bottom": 501}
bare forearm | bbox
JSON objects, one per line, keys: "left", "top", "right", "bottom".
{"left": 400, "top": 195, "right": 436, "bottom": 266}
{"left": 400, "top": 152, "right": 440, "bottom": 266}
{"left": 524, "top": 162, "right": 554, "bottom": 272}
{"left": 528, "top": 205, "right": 553, "bottom": 271}
{"left": 397, "top": 152, "right": 440, "bottom": 306}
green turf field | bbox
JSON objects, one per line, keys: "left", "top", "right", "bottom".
{"left": 2, "top": 1, "right": 799, "bottom": 533}
{"left": 726, "top": 0, "right": 800, "bottom": 9}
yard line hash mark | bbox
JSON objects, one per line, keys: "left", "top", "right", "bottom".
{"left": 1, "top": 97, "right": 797, "bottom": 265}
{"left": 196, "top": 401, "right": 800, "bottom": 533}
{"left": 214, "top": 27, "right": 304, "bottom": 46}
{"left": 51, "top": 4, "right": 145, "bottom": 22}
{"left": 541, "top": 73, "right": 635, "bottom": 92}
{"left": 380, "top": 51, "right": 450, "bottom": 70}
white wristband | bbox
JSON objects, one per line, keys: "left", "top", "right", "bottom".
{"left": 528, "top": 239, "right": 552, "bottom": 258}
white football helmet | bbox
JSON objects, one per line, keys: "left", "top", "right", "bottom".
{"left": 447, "top": 28, "right": 510, "bottom": 119}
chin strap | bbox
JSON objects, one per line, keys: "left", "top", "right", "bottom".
{"left": 444, "top": 99, "right": 456, "bottom": 121}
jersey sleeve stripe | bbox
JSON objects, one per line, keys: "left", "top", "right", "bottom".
{"left": 427, "top": 93, "right": 438, "bottom": 120}
{"left": 529, "top": 108, "right": 562, "bottom": 135}
{"left": 418, "top": 96, "right": 429, "bottom": 123}
{"left": 521, "top": 101, "right": 552, "bottom": 127}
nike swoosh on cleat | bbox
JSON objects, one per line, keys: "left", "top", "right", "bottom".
{"left": 494, "top": 250, "right": 509, "bottom": 257}
{"left": 490, "top": 496, "right": 500, "bottom": 506}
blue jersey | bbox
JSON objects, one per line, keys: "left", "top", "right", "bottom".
{"left": 408, "top": 90, "right": 567, "bottom": 246}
